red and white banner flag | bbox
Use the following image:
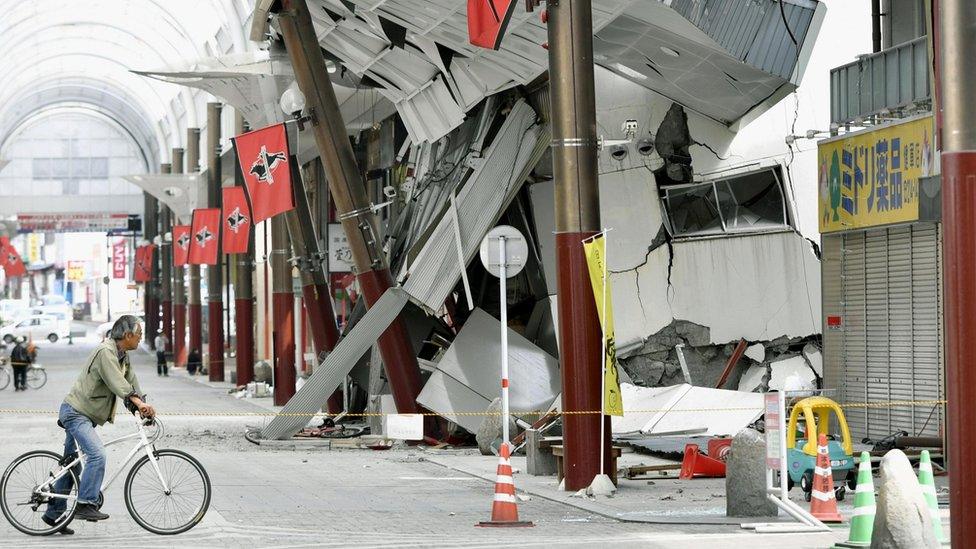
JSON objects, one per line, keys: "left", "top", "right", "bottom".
{"left": 222, "top": 186, "right": 251, "bottom": 254}
{"left": 112, "top": 238, "right": 127, "bottom": 279}
{"left": 134, "top": 245, "right": 155, "bottom": 282}
{"left": 0, "top": 236, "right": 27, "bottom": 278}
{"left": 189, "top": 208, "right": 221, "bottom": 265}
{"left": 173, "top": 225, "right": 191, "bottom": 266}
{"left": 467, "top": 0, "right": 517, "bottom": 50}
{"left": 232, "top": 122, "right": 295, "bottom": 223}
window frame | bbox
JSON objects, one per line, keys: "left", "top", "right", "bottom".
{"left": 660, "top": 163, "right": 793, "bottom": 239}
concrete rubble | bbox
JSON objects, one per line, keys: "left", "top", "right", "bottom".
{"left": 872, "top": 449, "right": 940, "bottom": 549}
{"left": 725, "top": 428, "right": 777, "bottom": 517}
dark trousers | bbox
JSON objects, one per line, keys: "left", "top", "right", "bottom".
{"left": 12, "top": 365, "right": 26, "bottom": 390}
{"left": 156, "top": 351, "right": 167, "bottom": 376}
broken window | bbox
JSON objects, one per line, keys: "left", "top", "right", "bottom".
{"left": 662, "top": 166, "right": 790, "bottom": 237}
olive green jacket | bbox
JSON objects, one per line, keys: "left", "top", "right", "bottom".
{"left": 64, "top": 339, "right": 142, "bottom": 426}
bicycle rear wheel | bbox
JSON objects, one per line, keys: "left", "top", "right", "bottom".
{"left": 0, "top": 450, "right": 78, "bottom": 536}
{"left": 0, "top": 367, "right": 9, "bottom": 390}
{"left": 26, "top": 368, "right": 46, "bottom": 390}
{"left": 124, "top": 448, "right": 210, "bottom": 535}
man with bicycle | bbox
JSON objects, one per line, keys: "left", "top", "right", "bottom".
{"left": 42, "top": 315, "right": 155, "bottom": 532}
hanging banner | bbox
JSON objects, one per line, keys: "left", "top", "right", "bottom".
{"left": 582, "top": 234, "right": 623, "bottom": 417}
{"left": 134, "top": 245, "right": 155, "bottom": 282}
{"left": 188, "top": 208, "right": 221, "bottom": 265}
{"left": 818, "top": 115, "right": 935, "bottom": 233}
{"left": 173, "top": 225, "right": 191, "bottom": 266}
{"left": 232, "top": 122, "right": 295, "bottom": 223}
{"left": 222, "top": 186, "right": 251, "bottom": 254}
{"left": 112, "top": 238, "right": 127, "bottom": 279}
{"left": 27, "top": 233, "right": 43, "bottom": 264}
{"left": 467, "top": 0, "right": 518, "bottom": 50}
{"left": 0, "top": 236, "right": 27, "bottom": 278}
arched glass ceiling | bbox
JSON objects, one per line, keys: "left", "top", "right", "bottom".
{"left": 0, "top": 0, "right": 252, "bottom": 168}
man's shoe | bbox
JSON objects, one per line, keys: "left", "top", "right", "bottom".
{"left": 75, "top": 503, "right": 109, "bottom": 522}
{"left": 41, "top": 514, "right": 74, "bottom": 535}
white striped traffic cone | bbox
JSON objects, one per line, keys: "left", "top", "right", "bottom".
{"left": 917, "top": 450, "right": 947, "bottom": 543}
{"left": 810, "top": 433, "right": 844, "bottom": 523}
{"left": 834, "top": 452, "right": 875, "bottom": 547}
{"left": 476, "top": 443, "right": 533, "bottom": 527}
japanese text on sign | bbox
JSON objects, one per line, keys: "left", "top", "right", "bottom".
{"left": 818, "top": 116, "right": 934, "bottom": 233}
{"left": 765, "top": 392, "right": 782, "bottom": 469}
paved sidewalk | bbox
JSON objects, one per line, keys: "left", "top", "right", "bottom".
{"left": 0, "top": 340, "right": 938, "bottom": 548}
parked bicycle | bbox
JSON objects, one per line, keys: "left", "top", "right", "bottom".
{"left": 0, "top": 359, "right": 46, "bottom": 390}
{"left": 0, "top": 413, "right": 211, "bottom": 536}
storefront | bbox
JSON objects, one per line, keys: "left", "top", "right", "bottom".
{"left": 818, "top": 115, "right": 944, "bottom": 440}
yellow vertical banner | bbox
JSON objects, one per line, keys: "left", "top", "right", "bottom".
{"left": 582, "top": 234, "right": 623, "bottom": 416}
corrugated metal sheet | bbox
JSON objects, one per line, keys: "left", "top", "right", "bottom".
{"left": 670, "top": 0, "right": 817, "bottom": 80}
{"left": 823, "top": 224, "right": 943, "bottom": 440}
{"left": 261, "top": 287, "right": 410, "bottom": 440}
{"left": 829, "top": 36, "right": 930, "bottom": 125}
{"left": 401, "top": 99, "right": 550, "bottom": 312}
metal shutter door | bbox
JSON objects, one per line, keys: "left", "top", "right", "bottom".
{"left": 841, "top": 231, "right": 868, "bottom": 438}
{"left": 834, "top": 223, "right": 944, "bottom": 440}
{"left": 908, "top": 224, "right": 943, "bottom": 437}
{"left": 821, "top": 234, "right": 843, "bottom": 397}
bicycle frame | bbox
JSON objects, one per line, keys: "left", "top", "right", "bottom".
{"left": 36, "top": 414, "right": 170, "bottom": 502}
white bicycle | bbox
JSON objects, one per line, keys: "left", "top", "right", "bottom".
{"left": 0, "top": 413, "right": 211, "bottom": 536}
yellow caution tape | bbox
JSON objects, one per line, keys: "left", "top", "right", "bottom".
{"left": 0, "top": 399, "right": 947, "bottom": 419}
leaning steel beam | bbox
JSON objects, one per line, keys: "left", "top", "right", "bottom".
{"left": 277, "top": 0, "right": 424, "bottom": 417}
{"left": 261, "top": 287, "right": 410, "bottom": 439}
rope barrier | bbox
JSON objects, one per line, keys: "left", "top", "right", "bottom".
{"left": 0, "top": 399, "right": 948, "bottom": 419}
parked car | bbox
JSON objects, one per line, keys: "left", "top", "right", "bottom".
{"left": 0, "top": 299, "right": 29, "bottom": 325}
{"left": 0, "top": 315, "right": 70, "bottom": 343}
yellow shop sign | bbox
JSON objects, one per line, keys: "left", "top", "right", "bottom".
{"left": 818, "top": 116, "right": 935, "bottom": 233}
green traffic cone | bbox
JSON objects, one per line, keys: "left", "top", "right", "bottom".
{"left": 834, "top": 452, "right": 875, "bottom": 548}
{"left": 918, "top": 450, "right": 947, "bottom": 544}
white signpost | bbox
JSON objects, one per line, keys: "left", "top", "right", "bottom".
{"left": 742, "top": 391, "right": 829, "bottom": 533}
{"left": 479, "top": 226, "right": 528, "bottom": 449}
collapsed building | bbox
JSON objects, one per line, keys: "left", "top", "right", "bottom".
{"left": 127, "top": 0, "right": 856, "bottom": 478}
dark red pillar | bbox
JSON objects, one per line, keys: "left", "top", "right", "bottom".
{"left": 273, "top": 291, "right": 296, "bottom": 404}
{"left": 547, "top": 0, "right": 609, "bottom": 490}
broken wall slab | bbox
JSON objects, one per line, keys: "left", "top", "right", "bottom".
{"left": 767, "top": 355, "right": 817, "bottom": 392}
{"left": 424, "top": 308, "right": 560, "bottom": 421}
{"left": 612, "top": 383, "right": 763, "bottom": 437}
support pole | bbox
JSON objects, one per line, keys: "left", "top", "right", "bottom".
{"left": 159, "top": 163, "right": 173, "bottom": 354}
{"left": 939, "top": 1, "right": 976, "bottom": 545}
{"left": 271, "top": 216, "right": 295, "bottom": 404}
{"left": 277, "top": 0, "right": 424, "bottom": 416}
{"left": 286, "top": 159, "right": 342, "bottom": 410}
{"left": 234, "top": 113, "right": 255, "bottom": 386}
{"left": 499, "top": 236, "right": 510, "bottom": 447}
{"left": 143, "top": 192, "right": 159, "bottom": 347}
{"left": 187, "top": 128, "right": 203, "bottom": 366}
{"left": 171, "top": 148, "right": 187, "bottom": 366}
{"left": 546, "top": 0, "right": 609, "bottom": 491}
{"left": 207, "top": 103, "right": 225, "bottom": 382}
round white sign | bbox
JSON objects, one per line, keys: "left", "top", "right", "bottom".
{"left": 479, "top": 225, "right": 528, "bottom": 279}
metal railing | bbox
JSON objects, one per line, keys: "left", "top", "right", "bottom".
{"left": 830, "top": 36, "right": 930, "bottom": 125}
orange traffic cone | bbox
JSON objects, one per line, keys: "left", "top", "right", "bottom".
{"left": 679, "top": 444, "right": 726, "bottom": 479}
{"left": 810, "top": 433, "right": 844, "bottom": 523}
{"left": 476, "top": 443, "right": 533, "bottom": 527}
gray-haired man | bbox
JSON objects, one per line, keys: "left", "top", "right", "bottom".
{"left": 43, "top": 315, "right": 155, "bottom": 532}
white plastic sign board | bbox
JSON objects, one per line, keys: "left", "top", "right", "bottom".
{"left": 383, "top": 413, "right": 424, "bottom": 441}
{"left": 479, "top": 225, "right": 528, "bottom": 278}
{"left": 765, "top": 392, "right": 782, "bottom": 468}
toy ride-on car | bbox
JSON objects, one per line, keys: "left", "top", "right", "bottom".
{"left": 785, "top": 396, "right": 856, "bottom": 501}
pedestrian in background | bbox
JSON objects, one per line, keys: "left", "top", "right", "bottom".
{"left": 9, "top": 337, "right": 31, "bottom": 391}
{"left": 187, "top": 348, "right": 201, "bottom": 376}
{"left": 153, "top": 331, "right": 168, "bottom": 377}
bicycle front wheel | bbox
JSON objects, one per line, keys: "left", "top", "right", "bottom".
{"left": 0, "top": 367, "right": 9, "bottom": 390}
{"left": 0, "top": 450, "right": 78, "bottom": 536}
{"left": 26, "top": 368, "right": 46, "bottom": 390}
{"left": 124, "top": 448, "right": 210, "bottom": 535}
